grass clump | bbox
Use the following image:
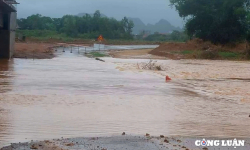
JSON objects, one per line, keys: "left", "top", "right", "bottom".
{"left": 88, "top": 52, "right": 107, "bottom": 57}
{"left": 193, "top": 50, "right": 243, "bottom": 60}
{"left": 156, "top": 65, "right": 162, "bottom": 71}
{"left": 199, "top": 51, "right": 219, "bottom": 59}
{"left": 181, "top": 50, "right": 194, "bottom": 55}
{"left": 218, "top": 52, "right": 241, "bottom": 59}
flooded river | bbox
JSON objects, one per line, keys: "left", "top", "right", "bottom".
{"left": 0, "top": 48, "right": 250, "bottom": 147}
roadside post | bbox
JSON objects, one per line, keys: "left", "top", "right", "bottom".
{"left": 97, "top": 35, "right": 104, "bottom": 51}
{"left": 33, "top": 50, "right": 34, "bottom": 60}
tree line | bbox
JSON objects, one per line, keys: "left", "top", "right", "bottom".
{"left": 143, "top": 31, "right": 188, "bottom": 42}
{"left": 17, "top": 10, "right": 134, "bottom": 40}
{"left": 170, "top": 0, "right": 250, "bottom": 45}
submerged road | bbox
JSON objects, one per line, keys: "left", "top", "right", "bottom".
{"left": 0, "top": 46, "right": 250, "bottom": 149}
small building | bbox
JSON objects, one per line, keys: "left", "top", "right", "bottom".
{"left": 0, "top": 0, "right": 18, "bottom": 59}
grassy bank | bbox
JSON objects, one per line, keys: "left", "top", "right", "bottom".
{"left": 149, "top": 39, "right": 249, "bottom": 60}
{"left": 20, "top": 36, "right": 161, "bottom": 45}
{"left": 171, "top": 50, "right": 244, "bottom": 60}
{"left": 85, "top": 52, "right": 108, "bottom": 58}
{"left": 16, "top": 30, "right": 161, "bottom": 45}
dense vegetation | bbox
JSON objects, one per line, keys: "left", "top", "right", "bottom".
{"left": 170, "top": 0, "right": 250, "bottom": 45}
{"left": 144, "top": 31, "right": 188, "bottom": 42}
{"left": 17, "top": 10, "right": 134, "bottom": 40}
{"left": 17, "top": 10, "right": 188, "bottom": 42}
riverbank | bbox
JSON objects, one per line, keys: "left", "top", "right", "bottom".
{"left": 1, "top": 135, "right": 195, "bottom": 150}
{"left": 21, "top": 37, "right": 161, "bottom": 45}
{"left": 2, "top": 135, "right": 250, "bottom": 150}
{"left": 14, "top": 42, "right": 158, "bottom": 59}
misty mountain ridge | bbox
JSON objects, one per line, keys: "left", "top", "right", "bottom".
{"left": 128, "top": 17, "right": 182, "bottom": 34}
{"left": 76, "top": 12, "right": 181, "bottom": 35}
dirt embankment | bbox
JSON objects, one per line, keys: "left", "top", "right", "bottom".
{"left": 149, "top": 39, "right": 248, "bottom": 60}
{"left": 14, "top": 42, "right": 57, "bottom": 59}
{"left": 14, "top": 42, "right": 92, "bottom": 59}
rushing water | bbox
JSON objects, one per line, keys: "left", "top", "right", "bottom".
{"left": 0, "top": 48, "right": 250, "bottom": 147}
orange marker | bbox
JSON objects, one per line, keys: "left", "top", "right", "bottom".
{"left": 166, "top": 75, "right": 171, "bottom": 81}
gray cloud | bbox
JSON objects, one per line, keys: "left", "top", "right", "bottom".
{"left": 17, "top": 0, "right": 184, "bottom": 27}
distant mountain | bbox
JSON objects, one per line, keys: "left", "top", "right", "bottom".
{"left": 77, "top": 13, "right": 107, "bottom": 18}
{"left": 76, "top": 13, "right": 181, "bottom": 35}
{"left": 128, "top": 18, "right": 146, "bottom": 34}
{"left": 128, "top": 18, "right": 181, "bottom": 34}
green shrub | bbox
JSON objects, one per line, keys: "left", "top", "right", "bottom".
{"left": 218, "top": 52, "right": 240, "bottom": 59}
{"left": 88, "top": 52, "right": 107, "bottom": 57}
{"left": 197, "top": 50, "right": 219, "bottom": 59}
{"left": 181, "top": 50, "right": 193, "bottom": 55}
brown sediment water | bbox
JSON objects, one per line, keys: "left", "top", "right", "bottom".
{"left": 0, "top": 49, "right": 250, "bottom": 147}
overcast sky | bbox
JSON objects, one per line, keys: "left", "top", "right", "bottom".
{"left": 17, "top": 0, "right": 184, "bottom": 27}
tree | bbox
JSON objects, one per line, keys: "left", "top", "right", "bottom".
{"left": 26, "top": 14, "right": 43, "bottom": 30}
{"left": 121, "top": 17, "right": 134, "bottom": 39}
{"left": 170, "top": 30, "right": 181, "bottom": 41}
{"left": 170, "top": 0, "right": 250, "bottom": 44}
{"left": 61, "top": 15, "right": 78, "bottom": 36}
{"left": 93, "top": 10, "right": 101, "bottom": 18}
{"left": 52, "top": 18, "right": 63, "bottom": 32}
{"left": 246, "top": 11, "right": 250, "bottom": 58}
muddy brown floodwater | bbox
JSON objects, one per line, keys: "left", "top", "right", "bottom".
{"left": 0, "top": 48, "right": 250, "bottom": 148}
